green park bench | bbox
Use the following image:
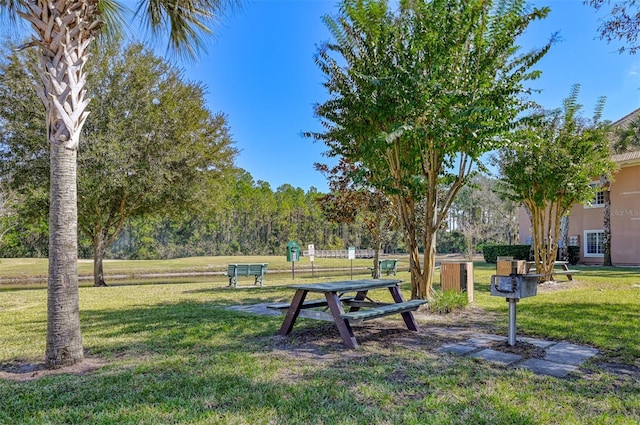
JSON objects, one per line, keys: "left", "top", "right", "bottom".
{"left": 370, "top": 259, "right": 399, "bottom": 277}
{"left": 226, "top": 263, "right": 268, "bottom": 288}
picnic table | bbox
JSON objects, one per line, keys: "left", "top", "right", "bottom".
{"left": 271, "top": 279, "right": 427, "bottom": 349}
{"left": 525, "top": 260, "right": 579, "bottom": 281}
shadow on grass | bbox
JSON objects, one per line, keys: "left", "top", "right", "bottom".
{"left": 79, "top": 300, "right": 283, "bottom": 357}
{"left": 2, "top": 296, "right": 639, "bottom": 423}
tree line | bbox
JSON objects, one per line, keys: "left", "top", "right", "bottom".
{"left": 0, "top": 38, "right": 521, "bottom": 268}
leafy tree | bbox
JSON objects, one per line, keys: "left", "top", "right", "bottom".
{"left": 315, "top": 158, "right": 399, "bottom": 278}
{"left": 0, "top": 0, "right": 239, "bottom": 368}
{"left": 587, "top": 0, "right": 640, "bottom": 53}
{"left": 1, "top": 41, "right": 237, "bottom": 286}
{"left": 497, "top": 85, "right": 615, "bottom": 281}
{"left": 0, "top": 180, "right": 18, "bottom": 247}
{"left": 308, "top": 0, "right": 551, "bottom": 299}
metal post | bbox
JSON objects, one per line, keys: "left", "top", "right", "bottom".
{"left": 508, "top": 298, "right": 518, "bottom": 346}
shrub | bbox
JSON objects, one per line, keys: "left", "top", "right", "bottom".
{"left": 428, "top": 290, "right": 469, "bottom": 314}
{"left": 567, "top": 246, "right": 580, "bottom": 265}
{"left": 482, "top": 245, "right": 532, "bottom": 263}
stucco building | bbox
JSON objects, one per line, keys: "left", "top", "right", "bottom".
{"left": 519, "top": 110, "right": 640, "bottom": 265}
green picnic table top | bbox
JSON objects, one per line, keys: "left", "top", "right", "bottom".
{"left": 288, "top": 279, "right": 402, "bottom": 293}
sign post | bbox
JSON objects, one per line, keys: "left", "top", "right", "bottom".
{"left": 348, "top": 247, "right": 356, "bottom": 280}
{"left": 308, "top": 244, "right": 315, "bottom": 278}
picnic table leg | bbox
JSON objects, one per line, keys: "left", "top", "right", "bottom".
{"left": 277, "top": 289, "right": 307, "bottom": 336}
{"left": 325, "top": 292, "right": 358, "bottom": 349}
{"left": 562, "top": 262, "right": 574, "bottom": 281}
{"left": 346, "top": 290, "right": 368, "bottom": 313}
{"left": 388, "top": 286, "right": 420, "bottom": 332}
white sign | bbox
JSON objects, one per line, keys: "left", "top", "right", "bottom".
{"left": 308, "top": 244, "right": 315, "bottom": 256}
{"left": 348, "top": 246, "right": 356, "bottom": 260}
{"left": 310, "top": 255, "right": 315, "bottom": 263}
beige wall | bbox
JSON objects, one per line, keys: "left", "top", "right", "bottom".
{"left": 519, "top": 162, "right": 640, "bottom": 265}
{"left": 607, "top": 165, "right": 640, "bottom": 265}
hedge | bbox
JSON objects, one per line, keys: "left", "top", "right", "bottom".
{"left": 482, "top": 245, "right": 532, "bottom": 263}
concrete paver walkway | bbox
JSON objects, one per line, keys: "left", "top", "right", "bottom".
{"left": 436, "top": 331, "right": 598, "bottom": 378}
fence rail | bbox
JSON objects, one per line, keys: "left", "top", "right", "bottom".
{"left": 302, "top": 249, "right": 377, "bottom": 259}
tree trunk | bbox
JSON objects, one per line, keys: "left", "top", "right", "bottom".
{"left": 559, "top": 215, "right": 569, "bottom": 261}
{"left": 421, "top": 230, "right": 437, "bottom": 300}
{"left": 372, "top": 239, "right": 381, "bottom": 279}
{"left": 93, "top": 232, "right": 108, "bottom": 286}
{"left": 408, "top": 240, "right": 423, "bottom": 299}
{"left": 22, "top": 0, "right": 100, "bottom": 369}
{"left": 603, "top": 187, "right": 612, "bottom": 266}
{"left": 528, "top": 200, "right": 563, "bottom": 282}
{"left": 46, "top": 143, "right": 83, "bottom": 368}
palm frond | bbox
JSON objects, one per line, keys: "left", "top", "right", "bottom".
{"left": 94, "top": 0, "right": 130, "bottom": 46}
{"left": 0, "top": 0, "right": 25, "bottom": 25}
{"left": 135, "top": 0, "right": 241, "bottom": 59}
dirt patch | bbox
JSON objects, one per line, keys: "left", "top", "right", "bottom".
{"left": 537, "top": 280, "right": 584, "bottom": 292}
{"left": 595, "top": 362, "right": 640, "bottom": 378}
{"left": 489, "top": 340, "right": 546, "bottom": 358}
{"left": 0, "top": 357, "right": 107, "bottom": 382}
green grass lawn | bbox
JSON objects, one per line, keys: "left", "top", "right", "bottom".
{"left": 0, "top": 258, "right": 639, "bottom": 424}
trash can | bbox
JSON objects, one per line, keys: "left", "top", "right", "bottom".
{"left": 286, "top": 241, "right": 301, "bottom": 262}
{"left": 440, "top": 261, "right": 474, "bottom": 302}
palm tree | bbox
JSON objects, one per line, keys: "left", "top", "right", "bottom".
{"left": 0, "top": 0, "right": 239, "bottom": 368}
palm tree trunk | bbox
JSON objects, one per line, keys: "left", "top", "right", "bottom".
{"left": 603, "top": 187, "right": 612, "bottom": 266}
{"left": 21, "top": 0, "right": 98, "bottom": 368}
{"left": 46, "top": 142, "right": 83, "bottom": 368}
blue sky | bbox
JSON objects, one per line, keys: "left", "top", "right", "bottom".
{"left": 5, "top": 1, "right": 638, "bottom": 192}
{"left": 180, "top": 0, "right": 640, "bottom": 193}
{"left": 181, "top": 0, "right": 640, "bottom": 192}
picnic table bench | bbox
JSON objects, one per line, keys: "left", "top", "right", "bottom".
{"left": 272, "top": 279, "right": 428, "bottom": 349}
{"left": 369, "top": 259, "right": 399, "bottom": 277}
{"left": 226, "top": 263, "right": 268, "bottom": 288}
{"left": 525, "top": 261, "right": 579, "bottom": 281}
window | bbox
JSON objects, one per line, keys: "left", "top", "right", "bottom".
{"left": 584, "top": 230, "right": 605, "bottom": 257}
{"left": 585, "top": 183, "right": 605, "bottom": 208}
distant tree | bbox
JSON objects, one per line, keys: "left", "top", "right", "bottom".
{"left": 308, "top": 0, "right": 551, "bottom": 299}
{"left": 0, "top": 41, "right": 237, "bottom": 287}
{"left": 449, "top": 175, "right": 520, "bottom": 258}
{"left": 587, "top": 0, "right": 640, "bottom": 53}
{"left": 497, "top": 86, "right": 615, "bottom": 281}
{"left": 315, "top": 158, "right": 398, "bottom": 278}
{"left": 0, "top": 181, "right": 17, "bottom": 247}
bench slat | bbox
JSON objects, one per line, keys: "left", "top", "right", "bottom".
{"left": 341, "top": 299, "right": 428, "bottom": 323}
{"left": 267, "top": 296, "right": 355, "bottom": 312}
{"left": 226, "top": 263, "right": 268, "bottom": 287}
